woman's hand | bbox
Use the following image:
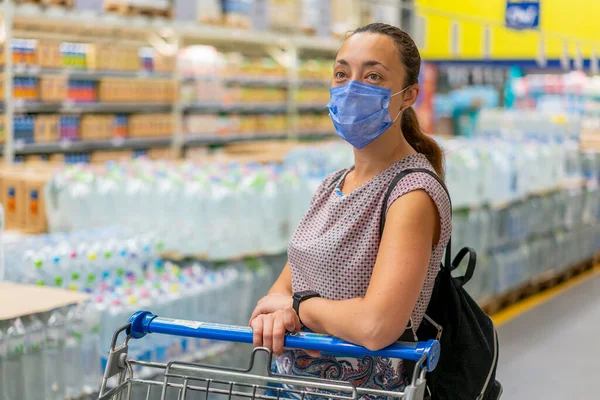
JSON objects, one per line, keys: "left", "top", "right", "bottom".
{"left": 251, "top": 307, "right": 322, "bottom": 358}
{"left": 249, "top": 293, "right": 293, "bottom": 324}
{"left": 251, "top": 307, "right": 301, "bottom": 356}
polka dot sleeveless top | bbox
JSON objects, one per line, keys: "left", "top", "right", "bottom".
{"left": 276, "top": 153, "right": 452, "bottom": 393}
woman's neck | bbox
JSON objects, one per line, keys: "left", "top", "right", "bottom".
{"left": 352, "top": 138, "right": 416, "bottom": 183}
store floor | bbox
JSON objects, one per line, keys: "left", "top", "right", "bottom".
{"left": 496, "top": 271, "right": 600, "bottom": 399}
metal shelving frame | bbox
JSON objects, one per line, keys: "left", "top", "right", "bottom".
{"left": 1, "top": 0, "right": 415, "bottom": 164}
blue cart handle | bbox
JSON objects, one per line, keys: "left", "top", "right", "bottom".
{"left": 127, "top": 311, "right": 440, "bottom": 371}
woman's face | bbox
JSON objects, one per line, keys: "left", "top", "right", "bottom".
{"left": 332, "top": 32, "right": 411, "bottom": 117}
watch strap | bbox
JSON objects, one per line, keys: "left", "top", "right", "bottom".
{"left": 292, "top": 290, "right": 320, "bottom": 325}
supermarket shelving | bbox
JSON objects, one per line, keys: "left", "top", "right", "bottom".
{"left": 183, "top": 103, "right": 288, "bottom": 114}
{"left": 2, "top": 1, "right": 348, "bottom": 165}
{"left": 182, "top": 76, "right": 291, "bottom": 88}
{"left": 181, "top": 77, "right": 330, "bottom": 88}
{"left": 183, "top": 131, "right": 334, "bottom": 147}
{"left": 10, "top": 101, "right": 173, "bottom": 114}
{"left": 13, "top": 66, "right": 174, "bottom": 80}
{"left": 3, "top": 131, "right": 336, "bottom": 156}
{"left": 12, "top": 136, "right": 173, "bottom": 155}
{"left": 11, "top": 2, "right": 341, "bottom": 52}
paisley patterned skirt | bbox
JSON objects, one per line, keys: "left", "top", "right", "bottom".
{"left": 264, "top": 351, "right": 409, "bottom": 400}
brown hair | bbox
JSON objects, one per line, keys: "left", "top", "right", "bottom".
{"left": 351, "top": 23, "right": 444, "bottom": 178}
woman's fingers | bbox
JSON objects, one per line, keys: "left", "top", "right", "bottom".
{"left": 249, "top": 304, "right": 263, "bottom": 326}
{"left": 272, "top": 313, "right": 286, "bottom": 356}
{"left": 283, "top": 306, "right": 301, "bottom": 333}
{"left": 262, "top": 313, "right": 274, "bottom": 352}
{"left": 252, "top": 309, "right": 305, "bottom": 356}
{"left": 251, "top": 315, "right": 264, "bottom": 348}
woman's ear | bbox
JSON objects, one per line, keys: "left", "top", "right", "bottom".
{"left": 402, "top": 85, "right": 420, "bottom": 109}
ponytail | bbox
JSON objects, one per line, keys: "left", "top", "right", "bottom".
{"left": 401, "top": 107, "right": 445, "bottom": 178}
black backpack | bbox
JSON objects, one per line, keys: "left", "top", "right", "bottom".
{"left": 380, "top": 168, "right": 502, "bottom": 400}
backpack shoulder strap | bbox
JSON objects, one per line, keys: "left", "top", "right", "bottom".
{"left": 380, "top": 168, "right": 453, "bottom": 269}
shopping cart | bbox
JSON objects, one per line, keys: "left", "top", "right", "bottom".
{"left": 98, "top": 311, "right": 440, "bottom": 400}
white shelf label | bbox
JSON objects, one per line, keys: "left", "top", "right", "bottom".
{"left": 111, "top": 137, "right": 125, "bottom": 147}
{"left": 173, "top": 319, "right": 202, "bottom": 329}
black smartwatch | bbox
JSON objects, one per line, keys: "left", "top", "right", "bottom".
{"left": 292, "top": 290, "right": 321, "bottom": 325}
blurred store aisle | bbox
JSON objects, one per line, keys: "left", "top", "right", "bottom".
{"left": 496, "top": 271, "right": 600, "bottom": 399}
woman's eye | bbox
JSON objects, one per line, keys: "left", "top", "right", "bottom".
{"left": 335, "top": 71, "right": 346, "bottom": 79}
{"left": 368, "top": 73, "right": 381, "bottom": 81}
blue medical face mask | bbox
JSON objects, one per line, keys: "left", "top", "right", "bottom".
{"left": 327, "top": 80, "right": 410, "bottom": 149}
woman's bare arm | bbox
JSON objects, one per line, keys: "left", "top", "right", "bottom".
{"left": 268, "top": 262, "right": 293, "bottom": 296}
{"left": 298, "top": 190, "right": 439, "bottom": 351}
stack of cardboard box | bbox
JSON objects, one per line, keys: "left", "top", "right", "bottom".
{"left": 36, "top": 41, "right": 63, "bottom": 69}
{"left": 34, "top": 115, "right": 60, "bottom": 143}
{"left": 98, "top": 78, "right": 177, "bottom": 103}
{"left": 39, "top": 75, "right": 68, "bottom": 102}
{"left": 128, "top": 114, "right": 174, "bottom": 137}
{"left": 86, "top": 44, "right": 140, "bottom": 72}
{"left": 80, "top": 115, "right": 114, "bottom": 140}
{"left": 0, "top": 165, "right": 56, "bottom": 234}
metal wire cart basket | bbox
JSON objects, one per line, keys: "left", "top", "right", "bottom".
{"left": 98, "top": 311, "right": 440, "bottom": 400}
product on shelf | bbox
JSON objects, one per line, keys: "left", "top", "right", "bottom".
{"left": 0, "top": 116, "right": 4, "bottom": 143}
{"left": 222, "top": 0, "right": 253, "bottom": 28}
{"left": 297, "top": 112, "right": 331, "bottom": 133}
{"left": 268, "top": 0, "right": 301, "bottom": 32}
{"left": 36, "top": 41, "right": 63, "bottom": 69}
{"left": 24, "top": 155, "right": 51, "bottom": 164}
{"left": 298, "top": 59, "right": 332, "bottom": 82}
{"left": 0, "top": 39, "right": 37, "bottom": 67}
{"left": 297, "top": 87, "right": 329, "bottom": 106}
{"left": 13, "top": 77, "right": 39, "bottom": 101}
{"left": 0, "top": 165, "right": 55, "bottom": 233}
{"left": 330, "top": 0, "right": 362, "bottom": 38}
{"left": 104, "top": 0, "right": 174, "bottom": 18}
{"left": 14, "top": 115, "right": 35, "bottom": 145}
{"left": 510, "top": 72, "right": 600, "bottom": 152}
{"left": 128, "top": 114, "right": 174, "bottom": 137}
{"left": 300, "top": 0, "right": 328, "bottom": 35}
{"left": 60, "top": 42, "right": 88, "bottom": 70}
{"left": 146, "top": 147, "right": 175, "bottom": 160}
{"left": 39, "top": 75, "right": 68, "bottom": 102}
{"left": 80, "top": 115, "right": 114, "bottom": 140}
{"left": 89, "top": 150, "right": 129, "bottom": 163}
{"left": 184, "top": 113, "right": 287, "bottom": 136}
{"left": 34, "top": 115, "right": 60, "bottom": 143}
{"left": 330, "top": 0, "right": 403, "bottom": 38}
{"left": 152, "top": 52, "right": 177, "bottom": 74}
{"left": 59, "top": 115, "right": 81, "bottom": 141}
{"left": 197, "top": 0, "right": 224, "bottom": 24}
{"left": 98, "top": 78, "right": 176, "bottom": 103}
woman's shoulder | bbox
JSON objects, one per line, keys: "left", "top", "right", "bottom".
{"left": 386, "top": 154, "right": 451, "bottom": 220}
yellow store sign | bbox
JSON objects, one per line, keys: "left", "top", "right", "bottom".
{"left": 416, "top": 0, "right": 600, "bottom": 65}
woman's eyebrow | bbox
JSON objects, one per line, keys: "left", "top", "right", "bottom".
{"left": 334, "top": 59, "right": 390, "bottom": 71}
{"left": 363, "top": 60, "right": 390, "bottom": 71}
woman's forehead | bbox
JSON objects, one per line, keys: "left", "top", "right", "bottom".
{"left": 336, "top": 32, "right": 402, "bottom": 71}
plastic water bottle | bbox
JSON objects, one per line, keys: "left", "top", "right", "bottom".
{"left": 4, "top": 318, "right": 26, "bottom": 400}
{"left": 23, "top": 314, "right": 47, "bottom": 400}
{"left": 81, "top": 302, "right": 102, "bottom": 395}
{"left": 0, "top": 320, "right": 12, "bottom": 400}
{"left": 64, "top": 306, "right": 85, "bottom": 398}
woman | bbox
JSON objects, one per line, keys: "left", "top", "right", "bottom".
{"left": 249, "top": 23, "right": 451, "bottom": 394}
